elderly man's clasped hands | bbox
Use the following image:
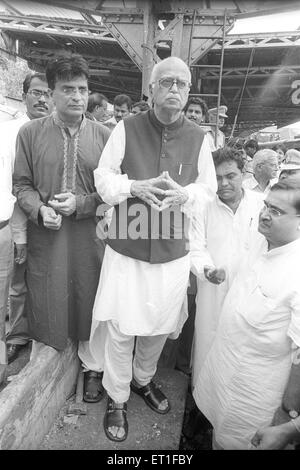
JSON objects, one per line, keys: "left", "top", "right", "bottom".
{"left": 130, "top": 171, "right": 189, "bottom": 211}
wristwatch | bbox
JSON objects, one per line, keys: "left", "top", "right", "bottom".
{"left": 282, "top": 404, "right": 299, "bottom": 419}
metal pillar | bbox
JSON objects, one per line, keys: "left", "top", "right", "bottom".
{"left": 141, "top": 1, "right": 157, "bottom": 99}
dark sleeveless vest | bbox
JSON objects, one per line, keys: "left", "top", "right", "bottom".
{"left": 106, "top": 109, "right": 205, "bottom": 264}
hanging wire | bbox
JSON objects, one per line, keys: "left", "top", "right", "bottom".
{"left": 229, "top": 46, "right": 256, "bottom": 139}
{"left": 215, "top": 9, "right": 227, "bottom": 147}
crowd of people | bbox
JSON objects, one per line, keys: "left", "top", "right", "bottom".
{"left": 1, "top": 52, "right": 300, "bottom": 450}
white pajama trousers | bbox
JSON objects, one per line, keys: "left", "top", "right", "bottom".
{"left": 103, "top": 320, "right": 169, "bottom": 403}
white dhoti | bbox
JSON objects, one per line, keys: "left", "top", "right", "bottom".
{"left": 89, "top": 245, "right": 190, "bottom": 401}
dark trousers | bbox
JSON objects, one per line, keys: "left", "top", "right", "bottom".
{"left": 6, "top": 261, "right": 30, "bottom": 345}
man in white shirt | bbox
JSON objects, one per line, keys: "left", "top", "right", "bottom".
{"left": 243, "top": 148, "right": 278, "bottom": 193}
{"left": 90, "top": 56, "right": 217, "bottom": 442}
{"left": 0, "top": 153, "right": 15, "bottom": 383}
{"left": 204, "top": 105, "right": 228, "bottom": 151}
{"left": 103, "top": 94, "right": 132, "bottom": 130}
{"left": 191, "top": 146, "right": 264, "bottom": 384}
{"left": 0, "top": 72, "right": 53, "bottom": 363}
{"left": 86, "top": 92, "right": 108, "bottom": 122}
{"left": 193, "top": 180, "right": 300, "bottom": 449}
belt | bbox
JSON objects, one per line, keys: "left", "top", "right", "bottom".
{"left": 0, "top": 219, "right": 9, "bottom": 230}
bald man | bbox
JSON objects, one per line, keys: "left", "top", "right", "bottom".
{"left": 90, "top": 56, "right": 217, "bottom": 441}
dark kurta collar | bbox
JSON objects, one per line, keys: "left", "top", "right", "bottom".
{"left": 148, "top": 109, "right": 184, "bottom": 131}
{"left": 52, "top": 111, "right": 87, "bottom": 133}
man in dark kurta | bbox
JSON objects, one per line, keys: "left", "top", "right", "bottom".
{"left": 13, "top": 54, "right": 110, "bottom": 401}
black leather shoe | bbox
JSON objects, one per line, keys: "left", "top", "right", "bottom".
{"left": 130, "top": 380, "right": 171, "bottom": 414}
{"left": 83, "top": 371, "right": 105, "bottom": 403}
{"left": 7, "top": 344, "right": 25, "bottom": 364}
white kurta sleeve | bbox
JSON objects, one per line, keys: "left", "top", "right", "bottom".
{"left": 189, "top": 201, "right": 216, "bottom": 280}
{"left": 93, "top": 121, "right": 135, "bottom": 206}
{"left": 287, "top": 287, "right": 300, "bottom": 348}
{"left": 181, "top": 135, "right": 217, "bottom": 214}
{"left": 0, "top": 154, "right": 15, "bottom": 221}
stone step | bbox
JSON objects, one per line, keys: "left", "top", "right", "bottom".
{"left": 40, "top": 368, "right": 188, "bottom": 450}
{"left": 0, "top": 340, "right": 79, "bottom": 450}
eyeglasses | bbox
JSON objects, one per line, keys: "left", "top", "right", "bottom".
{"left": 156, "top": 77, "right": 191, "bottom": 90}
{"left": 61, "top": 86, "right": 89, "bottom": 96}
{"left": 262, "top": 200, "right": 300, "bottom": 218}
{"left": 27, "top": 89, "right": 51, "bottom": 99}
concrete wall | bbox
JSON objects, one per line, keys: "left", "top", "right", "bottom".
{"left": 0, "top": 340, "right": 79, "bottom": 449}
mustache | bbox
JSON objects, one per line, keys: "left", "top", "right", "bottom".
{"left": 34, "top": 103, "right": 48, "bottom": 109}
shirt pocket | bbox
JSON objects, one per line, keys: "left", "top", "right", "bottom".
{"left": 176, "top": 162, "right": 193, "bottom": 184}
{"left": 236, "top": 286, "right": 292, "bottom": 356}
{"left": 236, "top": 285, "right": 285, "bottom": 330}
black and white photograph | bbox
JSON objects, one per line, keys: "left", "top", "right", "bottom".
{"left": 0, "top": 0, "right": 300, "bottom": 456}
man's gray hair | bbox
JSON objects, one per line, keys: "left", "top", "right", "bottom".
{"left": 252, "top": 149, "right": 278, "bottom": 171}
{"left": 149, "top": 57, "right": 191, "bottom": 85}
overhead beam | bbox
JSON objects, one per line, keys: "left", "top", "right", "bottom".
{"left": 37, "top": 0, "right": 300, "bottom": 18}
{"left": 214, "top": 32, "right": 300, "bottom": 49}
{"left": 20, "top": 46, "right": 137, "bottom": 73}
{"left": 37, "top": 0, "right": 143, "bottom": 16}
{"left": 0, "top": 14, "right": 114, "bottom": 41}
{"left": 201, "top": 65, "right": 300, "bottom": 79}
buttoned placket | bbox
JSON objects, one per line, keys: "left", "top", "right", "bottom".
{"left": 53, "top": 113, "right": 85, "bottom": 194}
{"left": 160, "top": 129, "right": 168, "bottom": 159}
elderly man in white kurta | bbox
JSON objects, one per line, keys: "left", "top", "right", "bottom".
{"left": 90, "top": 57, "right": 217, "bottom": 442}
{"left": 190, "top": 147, "right": 264, "bottom": 385}
{"left": 243, "top": 148, "right": 278, "bottom": 193}
{"left": 193, "top": 181, "right": 300, "bottom": 450}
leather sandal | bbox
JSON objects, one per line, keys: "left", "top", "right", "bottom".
{"left": 83, "top": 371, "right": 105, "bottom": 403}
{"left": 104, "top": 397, "right": 128, "bottom": 442}
{"left": 131, "top": 380, "right": 171, "bottom": 414}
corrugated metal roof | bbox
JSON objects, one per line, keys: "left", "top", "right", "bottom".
{"left": 0, "top": 0, "right": 86, "bottom": 20}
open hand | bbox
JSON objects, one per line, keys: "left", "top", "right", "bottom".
{"left": 48, "top": 192, "right": 76, "bottom": 216}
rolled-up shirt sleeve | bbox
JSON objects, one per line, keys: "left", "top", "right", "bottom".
{"left": 94, "top": 121, "right": 135, "bottom": 206}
